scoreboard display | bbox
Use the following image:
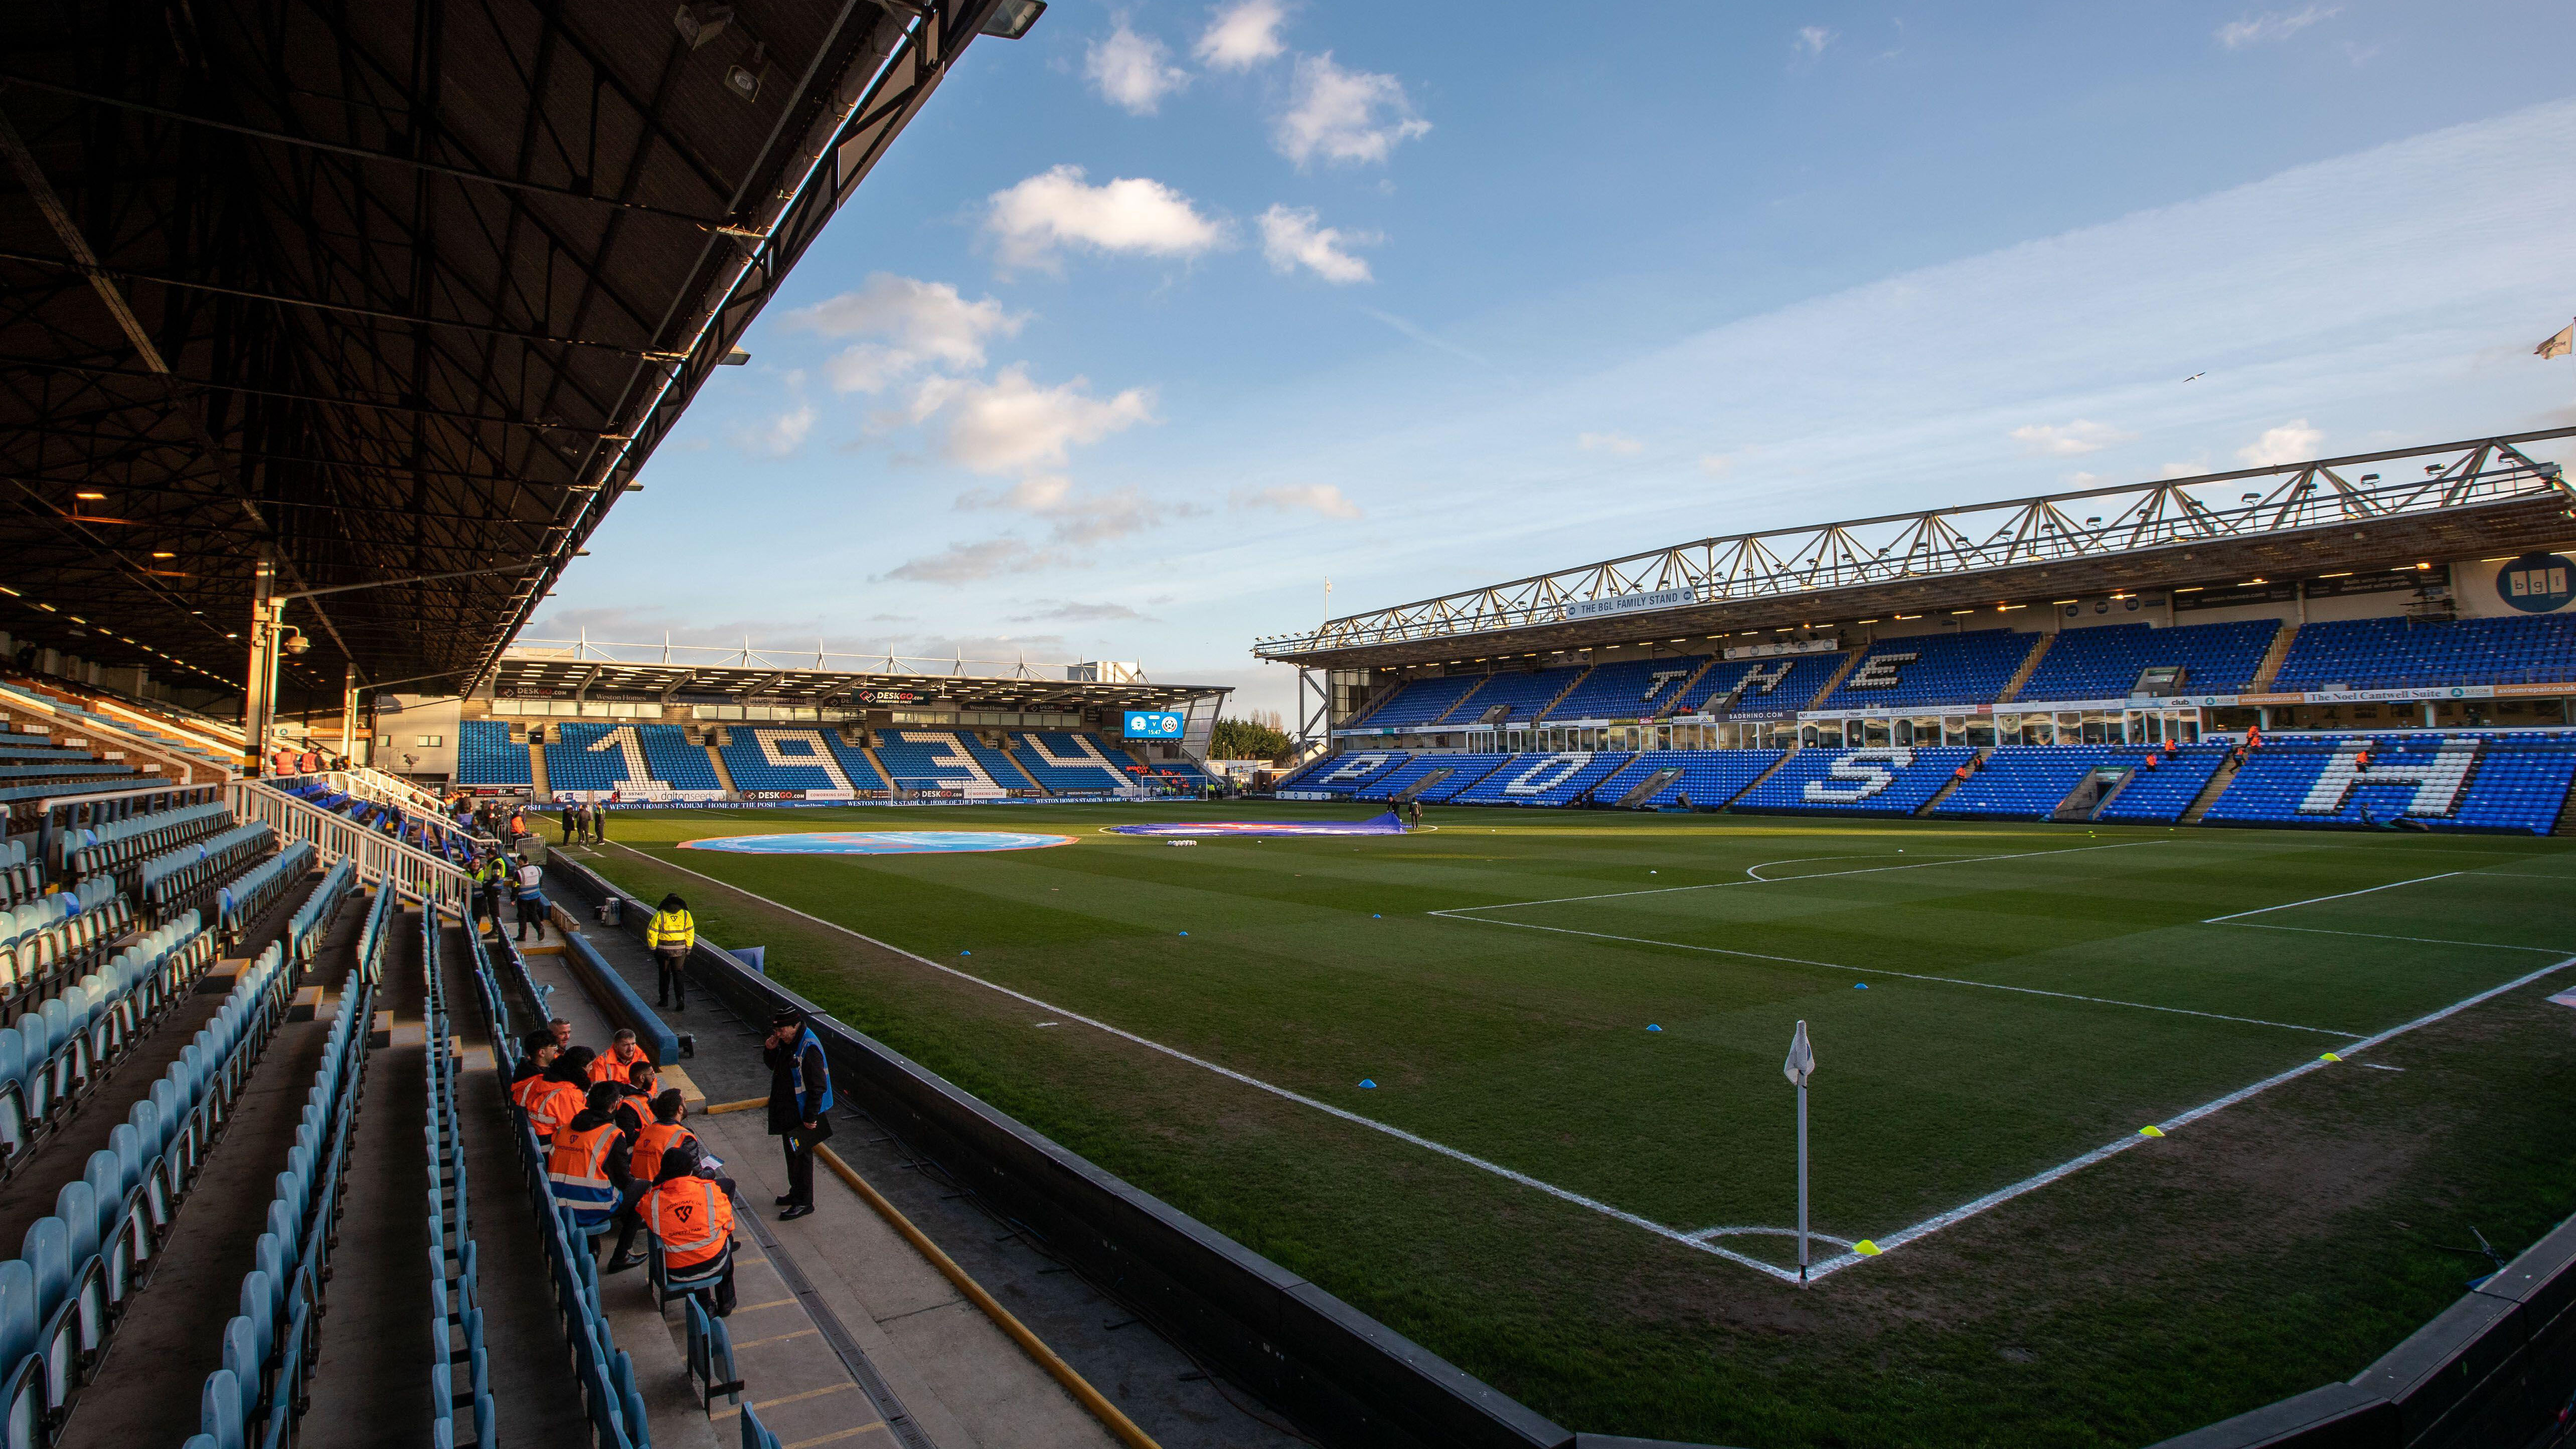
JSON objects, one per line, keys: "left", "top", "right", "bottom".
{"left": 1122, "top": 710, "right": 1184, "bottom": 739}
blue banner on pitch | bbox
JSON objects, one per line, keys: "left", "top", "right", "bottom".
{"left": 679, "top": 831, "right": 1077, "bottom": 855}
{"left": 1106, "top": 813, "right": 1409, "bottom": 838}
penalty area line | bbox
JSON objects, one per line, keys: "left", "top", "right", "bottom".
{"left": 597, "top": 843, "right": 1809, "bottom": 1283}
{"left": 1444, "top": 838, "right": 2168, "bottom": 912}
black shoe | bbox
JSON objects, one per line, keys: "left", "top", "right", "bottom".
{"left": 779, "top": 1203, "right": 815, "bottom": 1221}
{"left": 774, "top": 1193, "right": 795, "bottom": 1206}
{"left": 606, "top": 1252, "right": 646, "bottom": 1273}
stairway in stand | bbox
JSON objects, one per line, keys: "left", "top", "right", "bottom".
{"left": 1995, "top": 635, "right": 2054, "bottom": 703}
{"left": 2182, "top": 753, "right": 2242, "bottom": 823}
{"left": 2249, "top": 622, "right": 2300, "bottom": 690}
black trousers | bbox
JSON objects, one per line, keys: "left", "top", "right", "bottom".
{"left": 515, "top": 896, "right": 545, "bottom": 940}
{"left": 655, "top": 949, "right": 687, "bottom": 1008}
{"left": 779, "top": 1131, "right": 816, "bottom": 1206}
{"left": 610, "top": 1185, "right": 645, "bottom": 1259}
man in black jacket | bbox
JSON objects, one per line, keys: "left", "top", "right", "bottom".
{"left": 764, "top": 1009, "right": 833, "bottom": 1219}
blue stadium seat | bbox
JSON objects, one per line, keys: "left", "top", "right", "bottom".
{"left": 1350, "top": 676, "right": 1488, "bottom": 729}
{"left": 1542, "top": 659, "right": 1710, "bottom": 721}
{"left": 2016, "top": 620, "right": 2279, "bottom": 701}
{"left": 2273, "top": 614, "right": 2576, "bottom": 691}
{"left": 1352, "top": 753, "right": 1507, "bottom": 800}
{"left": 2094, "top": 745, "right": 2232, "bottom": 823}
{"left": 1009, "top": 733, "right": 1135, "bottom": 792}
{"left": 1816, "top": 631, "right": 2039, "bottom": 711}
{"left": 454, "top": 720, "right": 532, "bottom": 786}
{"left": 1440, "top": 667, "right": 1590, "bottom": 726}
{"left": 871, "top": 731, "right": 1009, "bottom": 794}
{"left": 2204, "top": 734, "right": 2575, "bottom": 834}
{"left": 1448, "top": 753, "right": 1638, "bottom": 805}
{"left": 1733, "top": 745, "right": 1977, "bottom": 815}
{"left": 1286, "top": 752, "right": 1410, "bottom": 795}
{"left": 543, "top": 723, "right": 721, "bottom": 794}
{"left": 1674, "top": 654, "right": 1847, "bottom": 716}
{"left": 718, "top": 728, "right": 871, "bottom": 793}
{"left": 1930, "top": 746, "right": 2159, "bottom": 820}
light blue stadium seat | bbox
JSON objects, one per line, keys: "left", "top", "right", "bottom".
{"left": 1818, "top": 630, "right": 2039, "bottom": 711}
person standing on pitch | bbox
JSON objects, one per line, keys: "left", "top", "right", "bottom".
{"left": 561, "top": 798, "right": 577, "bottom": 845}
{"left": 593, "top": 796, "right": 611, "bottom": 844}
{"left": 647, "top": 894, "right": 695, "bottom": 1010}
{"left": 764, "top": 1010, "right": 832, "bottom": 1220}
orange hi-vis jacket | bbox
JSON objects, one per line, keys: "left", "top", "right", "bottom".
{"left": 590, "top": 1047, "right": 653, "bottom": 1090}
{"left": 509, "top": 1070, "right": 553, "bottom": 1114}
{"left": 527, "top": 1078, "right": 589, "bottom": 1143}
{"left": 629, "top": 1121, "right": 694, "bottom": 1183}
{"left": 641, "top": 1175, "right": 733, "bottom": 1271}
{"left": 546, "top": 1122, "right": 623, "bottom": 1229}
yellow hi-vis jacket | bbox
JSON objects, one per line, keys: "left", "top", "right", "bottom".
{"left": 646, "top": 908, "right": 695, "bottom": 953}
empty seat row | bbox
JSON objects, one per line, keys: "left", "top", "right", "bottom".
{"left": 187, "top": 881, "right": 391, "bottom": 1449}
{"left": 0, "top": 910, "right": 221, "bottom": 1167}
{"left": 1, "top": 882, "right": 133, "bottom": 1004}
{"left": 1930, "top": 746, "right": 2164, "bottom": 820}
{"left": 1734, "top": 745, "right": 1981, "bottom": 815}
{"left": 140, "top": 824, "right": 275, "bottom": 921}
{"left": 1817, "top": 630, "right": 2040, "bottom": 711}
{"left": 0, "top": 877, "right": 330, "bottom": 1446}
{"left": 2094, "top": 746, "right": 2234, "bottom": 824}
{"left": 425, "top": 908, "right": 495, "bottom": 1449}
{"left": 1352, "top": 753, "right": 1508, "bottom": 802}
{"left": 1451, "top": 752, "right": 1639, "bottom": 806}
{"left": 59, "top": 802, "right": 234, "bottom": 883}
{"left": 2016, "top": 620, "right": 2279, "bottom": 702}
{"left": 1006, "top": 733, "right": 1135, "bottom": 793}
{"left": 2203, "top": 735, "right": 2576, "bottom": 835}
{"left": 455, "top": 720, "right": 533, "bottom": 788}
{"left": 2, "top": 842, "right": 40, "bottom": 911}
{"left": 1591, "top": 749, "right": 1788, "bottom": 809}
{"left": 216, "top": 843, "right": 318, "bottom": 945}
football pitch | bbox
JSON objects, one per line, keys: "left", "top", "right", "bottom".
{"left": 576, "top": 802, "right": 2576, "bottom": 1448}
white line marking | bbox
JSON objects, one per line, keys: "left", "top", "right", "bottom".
{"left": 2222, "top": 923, "right": 2567, "bottom": 954}
{"left": 1796, "top": 951, "right": 2576, "bottom": 1281}
{"left": 1437, "top": 840, "right": 2168, "bottom": 913}
{"left": 2359, "top": 1063, "right": 2404, "bottom": 1072}
{"left": 1743, "top": 854, "right": 1916, "bottom": 881}
{"left": 2200, "top": 872, "right": 2461, "bottom": 923}
{"left": 1429, "top": 912, "right": 2359, "bottom": 1037}
{"left": 1683, "top": 1225, "right": 1859, "bottom": 1248}
{"left": 603, "top": 843, "right": 1809, "bottom": 1281}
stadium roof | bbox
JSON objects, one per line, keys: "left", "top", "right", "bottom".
{"left": 492, "top": 641, "right": 1226, "bottom": 712}
{"left": 0, "top": 0, "right": 1029, "bottom": 705}
{"left": 1252, "top": 430, "right": 2576, "bottom": 672}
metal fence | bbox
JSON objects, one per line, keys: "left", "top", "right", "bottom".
{"left": 227, "top": 781, "right": 473, "bottom": 910}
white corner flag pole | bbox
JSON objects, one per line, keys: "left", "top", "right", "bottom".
{"left": 1784, "top": 1019, "right": 1816, "bottom": 1285}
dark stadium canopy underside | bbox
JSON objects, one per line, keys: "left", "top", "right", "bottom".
{"left": 1255, "top": 432, "right": 2576, "bottom": 672}
{"left": 0, "top": 0, "right": 1012, "bottom": 705}
{"left": 492, "top": 654, "right": 1223, "bottom": 713}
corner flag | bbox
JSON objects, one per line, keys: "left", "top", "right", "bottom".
{"left": 2541, "top": 321, "right": 2574, "bottom": 360}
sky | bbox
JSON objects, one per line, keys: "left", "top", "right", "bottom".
{"left": 533, "top": 0, "right": 2576, "bottom": 720}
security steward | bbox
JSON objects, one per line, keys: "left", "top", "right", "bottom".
{"left": 607, "top": 1088, "right": 693, "bottom": 1272}
{"left": 764, "top": 1010, "right": 832, "bottom": 1220}
{"left": 547, "top": 1081, "right": 636, "bottom": 1243}
{"left": 527, "top": 1046, "right": 597, "bottom": 1146}
{"left": 646, "top": 894, "right": 695, "bottom": 1010}
{"left": 639, "top": 1137, "right": 737, "bottom": 1314}
{"left": 507, "top": 1030, "right": 559, "bottom": 1112}
{"left": 589, "top": 1028, "right": 654, "bottom": 1088}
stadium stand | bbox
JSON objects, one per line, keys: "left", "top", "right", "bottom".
{"left": 542, "top": 722, "right": 724, "bottom": 796}
{"left": 1285, "top": 751, "right": 1410, "bottom": 796}
{"left": 960, "top": 734, "right": 1037, "bottom": 790}
{"left": 140, "top": 823, "right": 276, "bottom": 924}
{"left": 2095, "top": 745, "right": 2234, "bottom": 824}
{"left": 719, "top": 727, "right": 870, "bottom": 794}
{"left": 1009, "top": 732, "right": 1136, "bottom": 792}
{"left": 1929, "top": 746, "right": 2161, "bottom": 820}
{"left": 2202, "top": 734, "right": 2576, "bottom": 834}
{"left": 2014, "top": 620, "right": 2280, "bottom": 701}
{"left": 872, "top": 730, "right": 1007, "bottom": 794}
{"left": 456, "top": 720, "right": 533, "bottom": 787}
{"left": 59, "top": 802, "right": 234, "bottom": 885}
{"left": 1347, "top": 675, "right": 1486, "bottom": 729}
{"left": 1733, "top": 745, "right": 1979, "bottom": 815}
{"left": 2272, "top": 614, "right": 2576, "bottom": 691}
{"left": 1542, "top": 659, "right": 1710, "bottom": 721}
{"left": 1462, "top": 666, "right": 1589, "bottom": 725}
{"left": 1352, "top": 753, "right": 1509, "bottom": 801}
{"left": 1816, "top": 631, "right": 2039, "bottom": 711}
{"left": 1450, "top": 752, "right": 1639, "bottom": 806}
{"left": 1674, "top": 654, "right": 1848, "bottom": 716}
{"left": 422, "top": 906, "right": 497, "bottom": 1449}
{"left": 1620, "top": 749, "right": 1791, "bottom": 809}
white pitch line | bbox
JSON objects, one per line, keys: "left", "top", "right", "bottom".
{"left": 2221, "top": 922, "right": 2568, "bottom": 954}
{"left": 2200, "top": 871, "right": 2461, "bottom": 923}
{"left": 1430, "top": 912, "right": 2360, "bottom": 1037}
{"left": 1797, "top": 949, "right": 2576, "bottom": 1282}
{"left": 603, "top": 843, "right": 1810, "bottom": 1281}
{"left": 1437, "top": 839, "right": 2169, "bottom": 913}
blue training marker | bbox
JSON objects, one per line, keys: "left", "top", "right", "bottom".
{"left": 1358, "top": 1079, "right": 1377, "bottom": 1089}
{"left": 1854, "top": 982, "right": 1868, "bottom": 990}
{"left": 1647, "top": 1024, "right": 1663, "bottom": 1032}
{"left": 960, "top": 950, "right": 972, "bottom": 956}
{"left": 1179, "top": 931, "right": 1189, "bottom": 936}
{"left": 1372, "top": 914, "right": 1381, "bottom": 919}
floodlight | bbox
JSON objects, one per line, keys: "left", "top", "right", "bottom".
{"left": 981, "top": 0, "right": 1046, "bottom": 38}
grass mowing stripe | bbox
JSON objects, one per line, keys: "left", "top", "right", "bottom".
{"left": 1798, "top": 947, "right": 2576, "bottom": 1281}
{"left": 2199, "top": 871, "right": 2462, "bottom": 923}
{"left": 601, "top": 842, "right": 1813, "bottom": 1282}
{"left": 1438, "top": 839, "right": 2169, "bottom": 912}
{"left": 1425, "top": 912, "right": 2362, "bottom": 1037}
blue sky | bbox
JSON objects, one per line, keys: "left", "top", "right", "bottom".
{"left": 537, "top": 0, "right": 2576, "bottom": 718}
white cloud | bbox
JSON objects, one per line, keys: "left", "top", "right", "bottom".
{"left": 881, "top": 538, "right": 1064, "bottom": 584}
{"left": 1086, "top": 22, "right": 1190, "bottom": 115}
{"left": 2216, "top": 5, "right": 2339, "bottom": 48}
{"left": 2159, "top": 455, "right": 2213, "bottom": 479}
{"left": 787, "top": 273, "right": 1023, "bottom": 394}
{"left": 2236, "top": 420, "right": 2324, "bottom": 466}
{"left": 1233, "top": 483, "right": 1362, "bottom": 519}
{"left": 984, "top": 166, "right": 1229, "bottom": 271}
{"left": 731, "top": 370, "right": 814, "bottom": 456}
{"left": 1016, "top": 601, "right": 1152, "bottom": 623}
{"left": 1794, "top": 26, "right": 1835, "bottom": 57}
{"left": 2009, "top": 418, "right": 2137, "bottom": 456}
{"left": 910, "top": 366, "right": 1158, "bottom": 475}
{"left": 959, "top": 475, "right": 1194, "bottom": 544}
{"left": 1698, "top": 453, "right": 1734, "bottom": 477}
{"left": 1578, "top": 431, "right": 1644, "bottom": 456}
{"left": 1274, "top": 53, "right": 1429, "bottom": 167}
{"left": 1197, "top": 0, "right": 1287, "bottom": 70}
{"left": 1257, "top": 205, "right": 1379, "bottom": 283}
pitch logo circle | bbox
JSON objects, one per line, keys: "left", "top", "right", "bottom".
{"left": 678, "top": 831, "right": 1076, "bottom": 855}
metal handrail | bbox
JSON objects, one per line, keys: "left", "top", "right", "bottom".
{"left": 228, "top": 781, "right": 472, "bottom": 909}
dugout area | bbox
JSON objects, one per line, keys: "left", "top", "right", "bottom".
{"left": 566, "top": 802, "right": 2576, "bottom": 1448}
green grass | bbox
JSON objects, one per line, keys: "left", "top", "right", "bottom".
{"left": 576, "top": 802, "right": 2576, "bottom": 1448}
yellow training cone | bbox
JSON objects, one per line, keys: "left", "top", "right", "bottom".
{"left": 2138, "top": 1125, "right": 2165, "bottom": 1138}
{"left": 2320, "top": 1052, "right": 2342, "bottom": 1063}
{"left": 1853, "top": 1240, "right": 1881, "bottom": 1256}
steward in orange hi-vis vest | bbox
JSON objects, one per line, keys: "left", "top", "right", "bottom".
{"left": 640, "top": 1137, "right": 736, "bottom": 1313}
{"left": 546, "top": 1083, "right": 634, "bottom": 1235}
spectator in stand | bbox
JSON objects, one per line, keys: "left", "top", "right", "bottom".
{"left": 298, "top": 746, "right": 322, "bottom": 773}
{"left": 527, "top": 1046, "right": 596, "bottom": 1146}
{"left": 546, "top": 1081, "right": 636, "bottom": 1245}
{"left": 590, "top": 1028, "right": 653, "bottom": 1087}
{"left": 636, "top": 1137, "right": 738, "bottom": 1313}
{"left": 766, "top": 1010, "right": 832, "bottom": 1220}
{"left": 2354, "top": 745, "right": 2373, "bottom": 773}
{"left": 514, "top": 854, "right": 547, "bottom": 941}
{"left": 507, "top": 1030, "right": 559, "bottom": 1112}
{"left": 647, "top": 894, "right": 695, "bottom": 1010}
{"left": 476, "top": 853, "right": 507, "bottom": 936}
